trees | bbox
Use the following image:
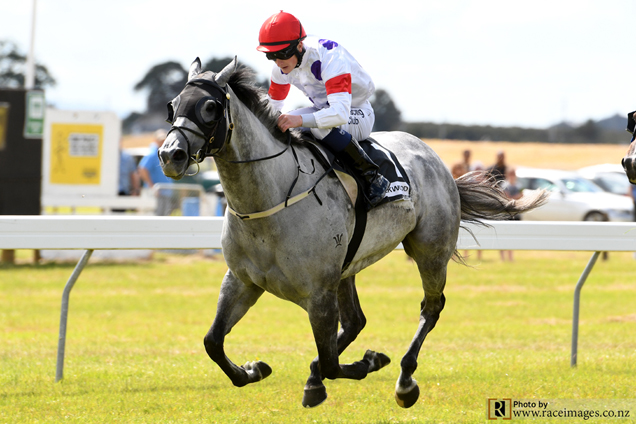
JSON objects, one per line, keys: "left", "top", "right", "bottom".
{"left": 125, "top": 57, "right": 266, "bottom": 133}
{"left": 370, "top": 88, "right": 402, "bottom": 132}
{"left": 0, "top": 40, "right": 56, "bottom": 89}
{"left": 133, "top": 61, "right": 187, "bottom": 116}
{"left": 132, "top": 57, "right": 267, "bottom": 117}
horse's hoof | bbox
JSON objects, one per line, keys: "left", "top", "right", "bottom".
{"left": 302, "top": 384, "right": 327, "bottom": 408}
{"left": 364, "top": 349, "right": 391, "bottom": 372}
{"left": 395, "top": 382, "right": 420, "bottom": 408}
{"left": 242, "top": 361, "right": 272, "bottom": 383}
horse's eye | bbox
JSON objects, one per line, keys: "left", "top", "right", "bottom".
{"left": 196, "top": 97, "right": 223, "bottom": 127}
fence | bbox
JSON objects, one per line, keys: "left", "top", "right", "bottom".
{"left": 1, "top": 216, "right": 635, "bottom": 380}
{"left": 40, "top": 183, "right": 220, "bottom": 216}
{"left": 38, "top": 183, "right": 222, "bottom": 261}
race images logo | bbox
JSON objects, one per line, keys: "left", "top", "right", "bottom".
{"left": 488, "top": 398, "right": 512, "bottom": 420}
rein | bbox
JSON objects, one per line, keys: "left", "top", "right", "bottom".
{"left": 216, "top": 130, "right": 292, "bottom": 164}
{"left": 226, "top": 142, "right": 333, "bottom": 221}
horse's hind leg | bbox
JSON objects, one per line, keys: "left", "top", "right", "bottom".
{"left": 395, "top": 248, "right": 448, "bottom": 408}
{"left": 203, "top": 270, "right": 270, "bottom": 387}
{"left": 303, "top": 276, "right": 391, "bottom": 408}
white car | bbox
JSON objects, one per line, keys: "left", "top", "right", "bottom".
{"left": 515, "top": 167, "right": 634, "bottom": 222}
{"left": 577, "top": 163, "right": 631, "bottom": 197}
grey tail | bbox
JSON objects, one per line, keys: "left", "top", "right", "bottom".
{"left": 455, "top": 171, "right": 548, "bottom": 224}
{"left": 452, "top": 171, "right": 549, "bottom": 265}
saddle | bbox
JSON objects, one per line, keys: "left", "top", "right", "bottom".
{"left": 299, "top": 133, "right": 411, "bottom": 271}
{"left": 300, "top": 134, "right": 411, "bottom": 208}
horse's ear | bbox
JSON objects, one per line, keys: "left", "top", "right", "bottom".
{"left": 188, "top": 58, "right": 202, "bottom": 82}
{"left": 215, "top": 56, "right": 238, "bottom": 87}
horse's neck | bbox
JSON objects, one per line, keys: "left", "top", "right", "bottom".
{"left": 216, "top": 103, "right": 295, "bottom": 214}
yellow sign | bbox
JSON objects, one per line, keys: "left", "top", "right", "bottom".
{"left": 0, "top": 103, "right": 8, "bottom": 151}
{"left": 50, "top": 123, "right": 103, "bottom": 184}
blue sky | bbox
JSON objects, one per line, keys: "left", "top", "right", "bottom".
{"left": 2, "top": 0, "right": 635, "bottom": 128}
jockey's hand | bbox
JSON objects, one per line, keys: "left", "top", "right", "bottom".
{"left": 277, "top": 114, "right": 303, "bottom": 132}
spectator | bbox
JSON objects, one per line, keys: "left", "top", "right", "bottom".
{"left": 138, "top": 129, "right": 174, "bottom": 215}
{"left": 502, "top": 167, "right": 522, "bottom": 202}
{"left": 118, "top": 141, "right": 140, "bottom": 197}
{"left": 487, "top": 150, "right": 507, "bottom": 183}
{"left": 451, "top": 149, "right": 471, "bottom": 179}
{"left": 500, "top": 167, "right": 522, "bottom": 262}
{"left": 113, "top": 140, "right": 141, "bottom": 213}
{"left": 138, "top": 129, "right": 170, "bottom": 189}
{"left": 460, "top": 151, "right": 484, "bottom": 260}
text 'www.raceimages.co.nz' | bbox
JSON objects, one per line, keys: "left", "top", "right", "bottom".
{"left": 487, "top": 398, "right": 635, "bottom": 420}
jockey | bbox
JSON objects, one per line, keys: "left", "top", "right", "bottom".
{"left": 257, "top": 11, "right": 390, "bottom": 207}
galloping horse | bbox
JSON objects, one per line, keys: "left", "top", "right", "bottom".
{"left": 158, "top": 57, "right": 547, "bottom": 408}
{"left": 622, "top": 111, "right": 636, "bottom": 184}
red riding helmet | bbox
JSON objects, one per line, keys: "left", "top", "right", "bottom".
{"left": 257, "top": 11, "right": 306, "bottom": 53}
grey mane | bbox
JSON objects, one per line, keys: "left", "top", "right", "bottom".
{"left": 206, "top": 66, "right": 302, "bottom": 145}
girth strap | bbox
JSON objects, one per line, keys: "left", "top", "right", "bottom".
{"left": 340, "top": 170, "right": 368, "bottom": 273}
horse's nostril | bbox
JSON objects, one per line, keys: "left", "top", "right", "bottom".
{"left": 173, "top": 150, "right": 187, "bottom": 162}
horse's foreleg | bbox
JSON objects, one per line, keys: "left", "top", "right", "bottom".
{"left": 304, "top": 277, "right": 390, "bottom": 407}
{"left": 203, "top": 271, "right": 269, "bottom": 387}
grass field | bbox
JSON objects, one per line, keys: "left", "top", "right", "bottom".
{"left": 1, "top": 250, "right": 635, "bottom": 423}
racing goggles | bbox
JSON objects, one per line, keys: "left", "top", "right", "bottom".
{"left": 265, "top": 43, "right": 298, "bottom": 61}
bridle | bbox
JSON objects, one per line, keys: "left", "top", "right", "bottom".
{"left": 165, "top": 76, "right": 293, "bottom": 174}
{"left": 164, "top": 73, "right": 334, "bottom": 220}
{"left": 165, "top": 78, "right": 234, "bottom": 174}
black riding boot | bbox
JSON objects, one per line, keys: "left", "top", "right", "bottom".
{"left": 340, "top": 138, "right": 391, "bottom": 208}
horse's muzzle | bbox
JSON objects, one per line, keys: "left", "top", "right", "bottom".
{"left": 158, "top": 146, "right": 189, "bottom": 180}
{"left": 622, "top": 156, "right": 636, "bottom": 185}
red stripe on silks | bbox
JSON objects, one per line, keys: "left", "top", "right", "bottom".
{"left": 268, "top": 80, "right": 291, "bottom": 101}
{"left": 325, "top": 73, "right": 352, "bottom": 95}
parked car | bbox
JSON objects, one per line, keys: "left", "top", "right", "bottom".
{"left": 515, "top": 167, "right": 633, "bottom": 222}
{"left": 577, "top": 163, "right": 631, "bottom": 197}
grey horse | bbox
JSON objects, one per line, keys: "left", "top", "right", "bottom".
{"left": 621, "top": 111, "right": 636, "bottom": 183}
{"left": 158, "top": 57, "right": 547, "bottom": 408}
{"left": 622, "top": 140, "right": 636, "bottom": 183}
